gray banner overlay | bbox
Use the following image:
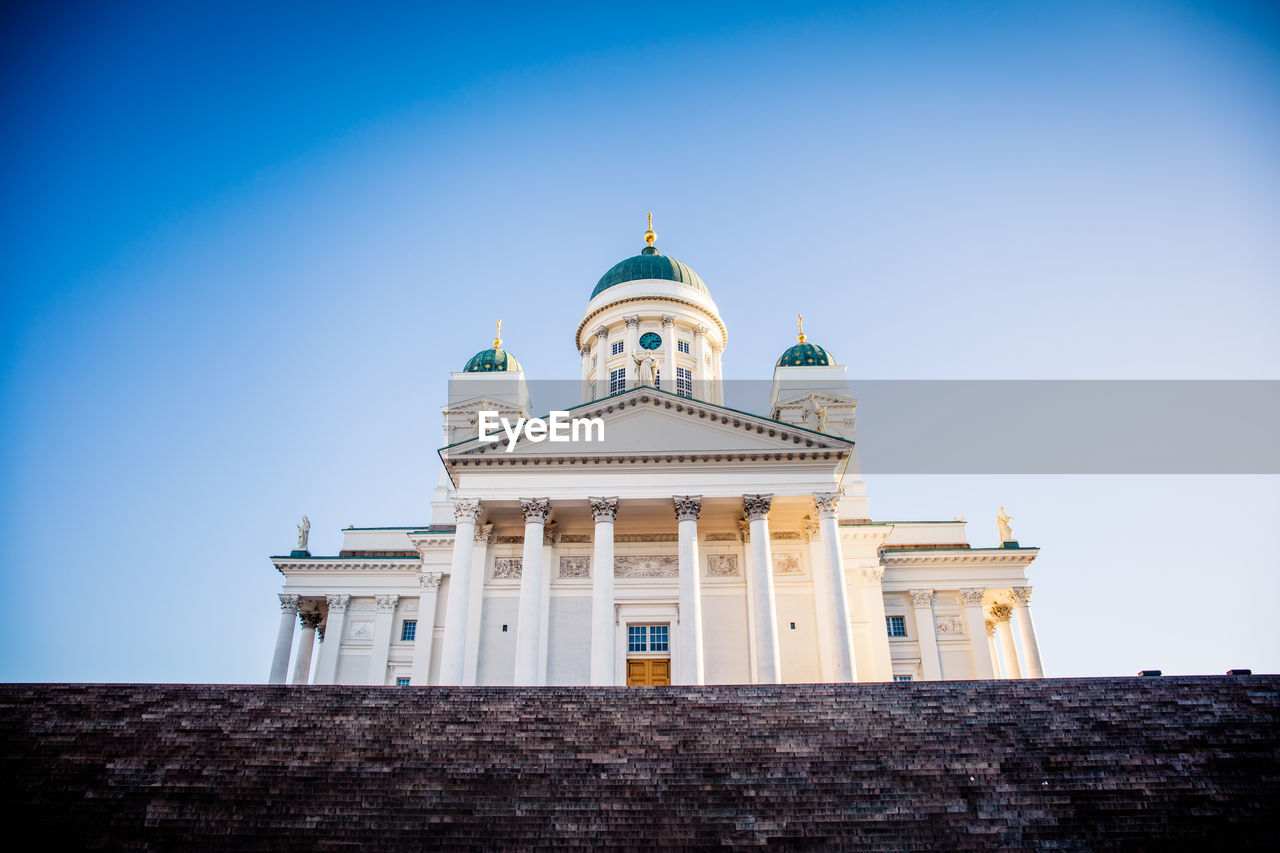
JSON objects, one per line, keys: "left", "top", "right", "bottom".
{"left": 447, "top": 380, "right": 1280, "bottom": 474}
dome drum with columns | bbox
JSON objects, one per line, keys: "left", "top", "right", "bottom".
{"left": 267, "top": 219, "right": 1045, "bottom": 690}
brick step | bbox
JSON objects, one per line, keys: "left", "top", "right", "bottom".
{"left": 1, "top": 677, "right": 1277, "bottom": 849}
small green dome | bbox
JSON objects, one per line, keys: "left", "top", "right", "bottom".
{"left": 777, "top": 342, "right": 833, "bottom": 367}
{"left": 591, "top": 245, "right": 709, "bottom": 300}
{"left": 464, "top": 347, "right": 522, "bottom": 373}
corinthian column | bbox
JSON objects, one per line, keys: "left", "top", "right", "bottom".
{"left": 961, "top": 588, "right": 996, "bottom": 680}
{"left": 314, "top": 594, "right": 350, "bottom": 684}
{"left": 410, "top": 573, "right": 443, "bottom": 686}
{"left": 623, "top": 316, "right": 640, "bottom": 387}
{"left": 674, "top": 495, "right": 704, "bottom": 685}
{"left": 513, "top": 498, "right": 551, "bottom": 684}
{"left": 440, "top": 498, "right": 482, "bottom": 685}
{"left": 909, "top": 589, "right": 942, "bottom": 681}
{"left": 813, "top": 492, "right": 856, "bottom": 683}
{"left": 594, "top": 327, "right": 609, "bottom": 400}
{"left": 367, "top": 594, "right": 399, "bottom": 686}
{"left": 291, "top": 610, "right": 322, "bottom": 684}
{"left": 269, "top": 594, "right": 299, "bottom": 684}
{"left": 589, "top": 497, "right": 618, "bottom": 685}
{"left": 1010, "top": 586, "right": 1044, "bottom": 677}
{"left": 580, "top": 343, "right": 592, "bottom": 403}
{"left": 744, "top": 494, "right": 781, "bottom": 683}
{"left": 860, "top": 566, "right": 893, "bottom": 681}
{"left": 990, "top": 601, "right": 1021, "bottom": 679}
{"left": 661, "top": 315, "right": 677, "bottom": 394}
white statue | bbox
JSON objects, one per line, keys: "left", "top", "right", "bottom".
{"left": 632, "top": 351, "right": 657, "bottom": 387}
{"left": 800, "top": 397, "right": 820, "bottom": 430}
{"left": 997, "top": 506, "right": 1014, "bottom": 543}
{"left": 297, "top": 515, "right": 311, "bottom": 550}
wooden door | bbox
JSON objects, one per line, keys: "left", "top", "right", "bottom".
{"left": 626, "top": 658, "right": 671, "bottom": 686}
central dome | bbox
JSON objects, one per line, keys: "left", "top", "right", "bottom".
{"left": 591, "top": 245, "right": 709, "bottom": 300}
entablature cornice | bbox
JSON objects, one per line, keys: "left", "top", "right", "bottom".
{"left": 271, "top": 557, "right": 424, "bottom": 575}
{"left": 879, "top": 548, "right": 1039, "bottom": 568}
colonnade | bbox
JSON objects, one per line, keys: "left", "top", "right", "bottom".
{"left": 268, "top": 496, "right": 1045, "bottom": 686}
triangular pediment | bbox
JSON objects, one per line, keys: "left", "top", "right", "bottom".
{"left": 442, "top": 388, "right": 851, "bottom": 461}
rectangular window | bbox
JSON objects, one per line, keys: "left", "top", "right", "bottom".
{"left": 627, "top": 624, "right": 670, "bottom": 653}
{"left": 611, "top": 341, "right": 624, "bottom": 356}
{"left": 396, "top": 677, "right": 411, "bottom": 686}
{"left": 675, "top": 367, "right": 692, "bottom": 398}
{"left": 893, "top": 675, "right": 912, "bottom": 682}
{"left": 677, "top": 340, "right": 690, "bottom": 354}
{"left": 609, "top": 368, "right": 626, "bottom": 395}
{"left": 886, "top": 615, "right": 907, "bottom": 637}
{"left": 400, "top": 620, "right": 417, "bottom": 642}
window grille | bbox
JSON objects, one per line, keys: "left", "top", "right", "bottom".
{"left": 611, "top": 341, "right": 624, "bottom": 356}
{"left": 609, "top": 368, "right": 626, "bottom": 395}
{"left": 893, "top": 675, "right": 912, "bottom": 682}
{"left": 886, "top": 616, "right": 907, "bottom": 637}
{"left": 396, "top": 677, "right": 411, "bottom": 686}
{"left": 400, "top": 620, "right": 417, "bottom": 642}
{"left": 676, "top": 367, "right": 692, "bottom": 398}
{"left": 677, "top": 340, "right": 690, "bottom": 354}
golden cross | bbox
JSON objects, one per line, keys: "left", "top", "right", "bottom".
{"left": 797, "top": 313, "right": 805, "bottom": 342}
{"left": 494, "top": 319, "right": 502, "bottom": 348}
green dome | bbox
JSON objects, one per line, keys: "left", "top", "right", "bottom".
{"left": 777, "top": 342, "right": 833, "bottom": 367}
{"left": 591, "top": 246, "right": 708, "bottom": 300}
{"left": 464, "top": 347, "right": 522, "bottom": 373}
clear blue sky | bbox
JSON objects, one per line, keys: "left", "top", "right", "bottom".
{"left": 2, "top": 1, "right": 1277, "bottom": 682}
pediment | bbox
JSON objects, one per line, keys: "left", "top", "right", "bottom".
{"left": 443, "top": 388, "right": 851, "bottom": 463}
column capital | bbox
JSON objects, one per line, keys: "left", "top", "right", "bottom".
{"left": 453, "top": 498, "right": 482, "bottom": 524}
{"left": 1010, "top": 586, "right": 1033, "bottom": 606}
{"left": 908, "top": 589, "right": 934, "bottom": 608}
{"left": 375, "top": 594, "right": 399, "bottom": 614}
{"left": 419, "top": 572, "right": 443, "bottom": 591}
{"left": 594, "top": 325, "right": 610, "bottom": 340}
{"left": 673, "top": 495, "right": 702, "bottom": 522}
{"left": 960, "top": 588, "right": 986, "bottom": 606}
{"left": 812, "top": 491, "right": 843, "bottom": 518}
{"left": 580, "top": 344, "right": 591, "bottom": 357}
{"left": 326, "top": 594, "right": 351, "bottom": 614}
{"left": 985, "top": 619, "right": 996, "bottom": 637}
{"left": 520, "top": 497, "right": 551, "bottom": 524}
{"left": 474, "top": 522, "right": 494, "bottom": 544}
{"left": 803, "top": 515, "right": 820, "bottom": 542}
{"left": 860, "top": 566, "right": 885, "bottom": 584}
{"left": 743, "top": 494, "right": 773, "bottom": 521}
{"left": 694, "top": 324, "right": 708, "bottom": 338}
{"left": 299, "top": 610, "right": 323, "bottom": 630}
{"left": 589, "top": 496, "right": 619, "bottom": 522}
{"left": 278, "top": 594, "right": 300, "bottom": 614}
{"left": 737, "top": 518, "right": 751, "bottom": 542}
{"left": 624, "top": 315, "right": 641, "bottom": 329}
{"left": 661, "top": 314, "right": 676, "bottom": 327}
{"left": 988, "top": 601, "right": 1013, "bottom": 623}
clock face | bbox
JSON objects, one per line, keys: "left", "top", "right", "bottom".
{"left": 639, "top": 332, "right": 662, "bottom": 350}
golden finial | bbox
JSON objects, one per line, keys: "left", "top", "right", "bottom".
{"left": 644, "top": 212, "right": 656, "bottom": 247}
{"left": 493, "top": 319, "right": 502, "bottom": 348}
{"left": 797, "top": 313, "right": 806, "bottom": 343}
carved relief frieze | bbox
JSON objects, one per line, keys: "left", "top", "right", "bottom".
{"left": 771, "top": 531, "right": 802, "bottom": 541}
{"left": 772, "top": 553, "right": 803, "bottom": 574}
{"left": 706, "top": 554, "right": 740, "bottom": 577}
{"left": 705, "top": 532, "right": 738, "bottom": 542}
{"left": 493, "top": 558, "right": 523, "bottom": 580}
{"left": 614, "top": 555, "right": 678, "bottom": 578}
{"left": 345, "top": 620, "right": 374, "bottom": 641}
{"left": 616, "top": 533, "right": 677, "bottom": 543}
{"left": 495, "top": 536, "right": 524, "bottom": 544}
{"left": 935, "top": 615, "right": 966, "bottom": 635}
{"left": 560, "top": 534, "right": 591, "bottom": 544}
{"left": 559, "top": 556, "right": 590, "bottom": 578}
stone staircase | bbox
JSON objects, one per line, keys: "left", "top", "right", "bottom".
{"left": 1, "top": 677, "right": 1277, "bottom": 849}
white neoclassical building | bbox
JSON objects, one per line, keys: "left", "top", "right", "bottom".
{"left": 268, "top": 223, "right": 1045, "bottom": 688}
